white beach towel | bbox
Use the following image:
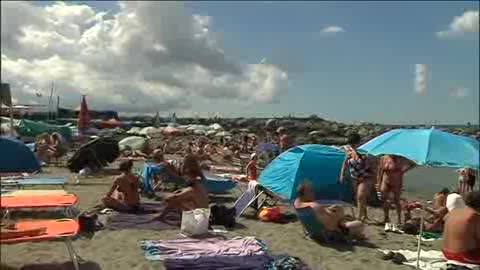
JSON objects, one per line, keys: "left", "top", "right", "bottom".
{"left": 379, "top": 249, "right": 480, "bottom": 270}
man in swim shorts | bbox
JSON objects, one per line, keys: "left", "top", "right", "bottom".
{"left": 442, "top": 191, "right": 480, "bottom": 264}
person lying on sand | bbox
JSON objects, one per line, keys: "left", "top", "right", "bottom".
{"left": 404, "top": 188, "right": 449, "bottom": 233}
{"left": 102, "top": 160, "right": 141, "bottom": 212}
{"left": 442, "top": 191, "right": 480, "bottom": 264}
{"left": 294, "top": 182, "right": 366, "bottom": 240}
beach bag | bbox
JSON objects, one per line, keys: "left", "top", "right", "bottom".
{"left": 210, "top": 204, "right": 236, "bottom": 228}
{"left": 258, "top": 206, "right": 281, "bottom": 222}
{"left": 181, "top": 208, "right": 210, "bottom": 236}
{"left": 78, "top": 212, "right": 103, "bottom": 233}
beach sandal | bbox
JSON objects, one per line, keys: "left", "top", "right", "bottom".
{"left": 391, "top": 224, "right": 404, "bottom": 234}
{"left": 377, "top": 251, "right": 395, "bottom": 260}
{"left": 384, "top": 223, "right": 393, "bottom": 232}
{"left": 391, "top": 253, "right": 407, "bottom": 264}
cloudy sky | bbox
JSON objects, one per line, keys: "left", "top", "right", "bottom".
{"left": 1, "top": 1, "right": 478, "bottom": 124}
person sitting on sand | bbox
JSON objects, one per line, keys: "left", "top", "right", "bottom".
{"left": 35, "top": 133, "right": 53, "bottom": 163}
{"left": 404, "top": 188, "right": 449, "bottom": 233}
{"left": 102, "top": 160, "right": 140, "bottom": 212}
{"left": 294, "top": 182, "right": 366, "bottom": 240}
{"left": 164, "top": 155, "right": 209, "bottom": 211}
{"left": 378, "top": 154, "right": 416, "bottom": 225}
{"left": 150, "top": 149, "right": 181, "bottom": 190}
{"left": 246, "top": 153, "right": 258, "bottom": 181}
{"left": 46, "top": 132, "right": 68, "bottom": 159}
{"left": 442, "top": 191, "right": 480, "bottom": 264}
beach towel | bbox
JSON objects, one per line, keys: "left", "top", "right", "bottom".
{"left": 417, "top": 232, "right": 442, "bottom": 242}
{"left": 97, "top": 202, "right": 176, "bottom": 231}
{"left": 379, "top": 249, "right": 480, "bottom": 270}
{"left": 163, "top": 254, "right": 273, "bottom": 270}
{"left": 140, "top": 236, "right": 268, "bottom": 261}
{"left": 233, "top": 181, "right": 258, "bottom": 217}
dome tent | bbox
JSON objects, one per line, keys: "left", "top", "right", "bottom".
{"left": 0, "top": 137, "right": 40, "bottom": 173}
{"left": 258, "top": 144, "right": 352, "bottom": 202}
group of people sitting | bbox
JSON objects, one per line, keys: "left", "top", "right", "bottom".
{"left": 35, "top": 132, "right": 68, "bottom": 163}
{"left": 102, "top": 151, "right": 210, "bottom": 216}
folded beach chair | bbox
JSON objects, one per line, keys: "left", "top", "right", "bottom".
{"left": 295, "top": 206, "right": 350, "bottom": 244}
{"left": 1, "top": 219, "right": 82, "bottom": 270}
{"left": 1, "top": 176, "right": 68, "bottom": 188}
{"left": 1, "top": 193, "right": 78, "bottom": 220}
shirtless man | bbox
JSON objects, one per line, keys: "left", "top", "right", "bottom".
{"left": 442, "top": 191, "right": 480, "bottom": 264}
{"left": 102, "top": 160, "right": 140, "bottom": 212}
{"left": 378, "top": 155, "right": 416, "bottom": 224}
{"left": 294, "top": 182, "right": 366, "bottom": 240}
{"left": 405, "top": 189, "right": 449, "bottom": 232}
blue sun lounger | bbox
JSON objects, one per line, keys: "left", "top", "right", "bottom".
{"left": 203, "top": 174, "right": 237, "bottom": 194}
{"left": 1, "top": 177, "right": 68, "bottom": 188}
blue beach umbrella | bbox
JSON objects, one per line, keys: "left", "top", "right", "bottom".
{"left": 358, "top": 128, "right": 479, "bottom": 169}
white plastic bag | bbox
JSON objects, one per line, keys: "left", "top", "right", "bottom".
{"left": 181, "top": 208, "right": 210, "bottom": 236}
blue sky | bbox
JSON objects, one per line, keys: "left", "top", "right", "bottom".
{"left": 29, "top": 1, "right": 480, "bottom": 124}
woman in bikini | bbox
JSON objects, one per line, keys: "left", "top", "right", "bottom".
{"left": 102, "top": 160, "right": 141, "bottom": 212}
{"left": 164, "top": 155, "right": 209, "bottom": 211}
{"left": 340, "top": 146, "right": 377, "bottom": 222}
{"left": 378, "top": 154, "right": 416, "bottom": 224}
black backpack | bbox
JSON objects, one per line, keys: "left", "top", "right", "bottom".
{"left": 210, "top": 205, "right": 236, "bottom": 229}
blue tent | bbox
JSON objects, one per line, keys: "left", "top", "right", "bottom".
{"left": 0, "top": 137, "right": 41, "bottom": 173}
{"left": 258, "top": 144, "right": 353, "bottom": 203}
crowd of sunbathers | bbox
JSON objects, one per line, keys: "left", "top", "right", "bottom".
{"left": 97, "top": 126, "right": 479, "bottom": 264}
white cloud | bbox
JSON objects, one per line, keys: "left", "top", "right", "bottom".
{"left": 415, "top": 64, "right": 427, "bottom": 94}
{"left": 320, "top": 25, "right": 345, "bottom": 35}
{"left": 450, "top": 87, "right": 469, "bottom": 98}
{"left": 437, "top": 10, "right": 479, "bottom": 38}
{"left": 1, "top": 1, "right": 288, "bottom": 113}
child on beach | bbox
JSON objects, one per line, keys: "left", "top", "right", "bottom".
{"left": 246, "top": 153, "right": 258, "bottom": 181}
{"left": 102, "top": 160, "right": 141, "bottom": 212}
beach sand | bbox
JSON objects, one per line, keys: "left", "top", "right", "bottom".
{"left": 1, "top": 163, "right": 442, "bottom": 270}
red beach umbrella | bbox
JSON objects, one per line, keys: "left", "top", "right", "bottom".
{"left": 77, "top": 95, "right": 90, "bottom": 132}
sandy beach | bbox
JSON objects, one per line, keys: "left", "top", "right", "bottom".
{"left": 1, "top": 161, "right": 443, "bottom": 270}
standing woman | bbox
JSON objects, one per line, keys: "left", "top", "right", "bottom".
{"left": 378, "top": 155, "right": 416, "bottom": 225}
{"left": 340, "top": 145, "right": 377, "bottom": 222}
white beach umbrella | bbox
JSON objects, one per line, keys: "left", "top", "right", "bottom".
{"left": 209, "top": 123, "right": 223, "bottom": 131}
{"left": 215, "top": 131, "right": 232, "bottom": 137}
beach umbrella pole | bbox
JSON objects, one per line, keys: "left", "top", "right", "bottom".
{"left": 416, "top": 204, "right": 425, "bottom": 269}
